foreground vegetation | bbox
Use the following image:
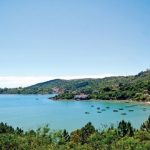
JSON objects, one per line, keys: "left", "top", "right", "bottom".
{"left": 0, "top": 70, "right": 150, "bottom": 101}
{"left": 0, "top": 116, "right": 150, "bottom": 149}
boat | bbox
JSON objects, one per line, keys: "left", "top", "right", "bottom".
{"left": 128, "top": 109, "right": 134, "bottom": 112}
{"left": 85, "top": 112, "right": 90, "bottom": 114}
{"left": 97, "top": 111, "right": 101, "bottom": 113}
{"left": 113, "top": 110, "right": 118, "bottom": 112}
{"left": 121, "top": 113, "right": 127, "bottom": 115}
{"left": 101, "top": 109, "right": 106, "bottom": 111}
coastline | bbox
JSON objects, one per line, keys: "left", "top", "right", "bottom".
{"left": 50, "top": 97, "right": 150, "bottom": 105}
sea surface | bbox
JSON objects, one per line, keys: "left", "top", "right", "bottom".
{"left": 0, "top": 94, "right": 150, "bottom": 131}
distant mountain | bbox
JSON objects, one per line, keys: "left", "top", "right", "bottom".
{"left": 0, "top": 70, "right": 150, "bottom": 101}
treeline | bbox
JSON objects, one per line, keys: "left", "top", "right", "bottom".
{"left": 0, "top": 116, "right": 150, "bottom": 149}
{"left": 0, "top": 87, "right": 52, "bottom": 94}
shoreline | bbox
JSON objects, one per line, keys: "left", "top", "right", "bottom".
{"left": 50, "top": 97, "right": 150, "bottom": 105}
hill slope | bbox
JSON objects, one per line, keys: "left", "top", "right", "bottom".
{"left": 0, "top": 70, "right": 150, "bottom": 101}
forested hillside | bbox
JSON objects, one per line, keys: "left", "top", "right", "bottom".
{"left": 0, "top": 70, "right": 150, "bottom": 101}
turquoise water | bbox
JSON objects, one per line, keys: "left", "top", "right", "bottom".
{"left": 0, "top": 94, "right": 150, "bottom": 131}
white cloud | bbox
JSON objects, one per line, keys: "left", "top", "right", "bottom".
{"left": 0, "top": 74, "right": 113, "bottom": 88}
{"left": 0, "top": 76, "right": 51, "bottom": 88}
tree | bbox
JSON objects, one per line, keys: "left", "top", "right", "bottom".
{"left": 70, "top": 122, "right": 96, "bottom": 144}
{"left": 117, "top": 120, "right": 134, "bottom": 137}
{"left": 141, "top": 116, "right": 150, "bottom": 132}
{"left": 62, "top": 129, "right": 70, "bottom": 143}
{"left": 147, "top": 82, "right": 150, "bottom": 94}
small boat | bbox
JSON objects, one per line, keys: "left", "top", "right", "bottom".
{"left": 106, "top": 107, "right": 110, "bottom": 109}
{"left": 128, "top": 109, "right": 134, "bottom": 112}
{"left": 101, "top": 109, "right": 106, "bottom": 111}
{"left": 97, "top": 107, "right": 100, "bottom": 110}
{"left": 121, "top": 113, "right": 127, "bottom": 115}
{"left": 119, "top": 108, "right": 124, "bottom": 110}
{"left": 97, "top": 111, "right": 101, "bottom": 113}
{"left": 85, "top": 112, "right": 90, "bottom": 114}
{"left": 125, "top": 105, "right": 138, "bottom": 108}
{"left": 113, "top": 110, "right": 118, "bottom": 112}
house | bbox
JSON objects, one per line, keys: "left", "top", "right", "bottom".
{"left": 74, "top": 94, "right": 89, "bottom": 100}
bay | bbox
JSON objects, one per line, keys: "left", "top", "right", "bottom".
{"left": 0, "top": 94, "right": 149, "bottom": 131}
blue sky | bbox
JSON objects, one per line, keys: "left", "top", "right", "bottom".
{"left": 0, "top": 0, "right": 150, "bottom": 87}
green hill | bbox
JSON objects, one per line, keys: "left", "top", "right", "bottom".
{"left": 0, "top": 70, "right": 150, "bottom": 101}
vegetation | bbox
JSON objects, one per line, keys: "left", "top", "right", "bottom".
{"left": 0, "top": 70, "right": 150, "bottom": 101}
{"left": 0, "top": 116, "right": 150, "bottom": 149}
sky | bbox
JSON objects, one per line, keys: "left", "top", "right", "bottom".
{"left": 0, "top": 0, "right": 150, "bottom": 87}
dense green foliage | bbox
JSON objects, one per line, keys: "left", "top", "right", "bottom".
{"left": 54, "top": 70, "right": 150, "bottom": 101}
{"left": 0, "top": 117, "right": 150, "bottom": 149}
{"left": 1, "top": 70, "right": 150, "bottom": 101}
